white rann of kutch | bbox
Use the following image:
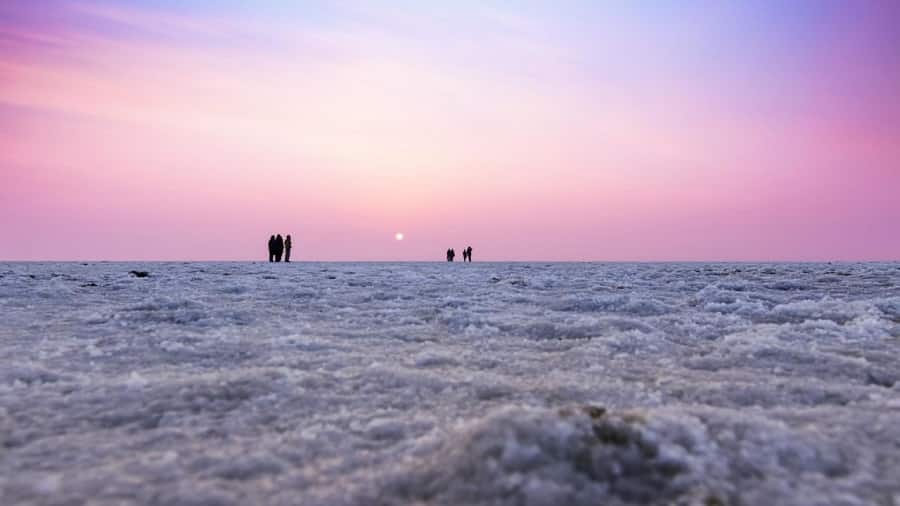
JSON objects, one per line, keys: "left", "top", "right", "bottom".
{"left": 0, "top": 262, "right": 898, "bottom": 505}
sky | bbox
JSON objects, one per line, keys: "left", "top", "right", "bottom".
{"left": 1, "top": 1, "right": 899, "bottom": 261}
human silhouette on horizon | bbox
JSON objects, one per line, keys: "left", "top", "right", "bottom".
{"left": 446, "top": 248, "right": 456, "bottom": 262}
{"left": 268, "top": 235, "right": 276, "bottom": 262}
{"left": 284, "top": 235, "right": 292, "bottom": 263}
{"left": 274, "top": 234, "right": 285, "bottom": 262}
{"left": 464, "top": 246, "right": 472, "bottom": 262}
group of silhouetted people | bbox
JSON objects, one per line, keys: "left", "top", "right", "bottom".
{"left": 446, "top": 246, "right": 473, "bottom": 262}
{"left": 267, "top": 234, "right": 292, "bottom": 262}
{"left": 267, "top": 236, "right": 475, "bottom": 263}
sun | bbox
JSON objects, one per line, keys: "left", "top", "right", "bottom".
{"left": 395, "top": 232, "right": 404, "bottom": 241}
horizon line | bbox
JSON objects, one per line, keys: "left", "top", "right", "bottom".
{"left": 2, "top": 259, "right": 897, "bottom": 264}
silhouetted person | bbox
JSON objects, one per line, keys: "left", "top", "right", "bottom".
{"left": 446, "top": 248, "right": 452, "bottom": 262}
{"left": 450, "top": 248, "right": 456, "bottom": 262}
{"left": 274, "top": 234, "right": 285, "bottom": 262}
{"left": 284, "top": 235, "right": 292, "bottom": 263}
{"left": 268, "top": 235, "right": 276, "bottom": 262}
{"left": 466, "top": 246, "right": 473, "bottom": 262}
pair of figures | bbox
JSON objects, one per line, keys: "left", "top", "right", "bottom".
{"left": 268, "top": 234, "right": 292, "bottom": 262}
{"left": 446, "top": 246, "right": 473, "bottom": 262}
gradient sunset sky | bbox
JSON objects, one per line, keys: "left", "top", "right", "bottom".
{"left": 2, "top": 1, "right": 898, "bottom": 261}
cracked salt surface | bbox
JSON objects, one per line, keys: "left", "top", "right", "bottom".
{"left": 0, "top": 262, "right": 898, "bottom": 505}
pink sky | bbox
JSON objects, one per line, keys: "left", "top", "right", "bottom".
{"left": 1, "top": 1, "right": 899, "bottom": 260}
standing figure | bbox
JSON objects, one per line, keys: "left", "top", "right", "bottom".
{"left": 450, "top": 248, "right": 456, "bottom": 262}
{"left": 446, "top": 248, "right": 452, "bottom": 262}
{"left": 274, "top": 234, "right": 285, "bottom": 262}
{"left": 284, "top": 235, "right": 293, "bottom": 263}
{"left": 268, "top": 235, "right": 276, "bottom": 262}
{"left": 466, "top": 246, "right": 473, "bottom": 262}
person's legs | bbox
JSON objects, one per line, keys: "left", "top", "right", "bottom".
{"left": 285, "top": 249, "right": 291, "bottom": 263}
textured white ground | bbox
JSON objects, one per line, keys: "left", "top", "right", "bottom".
{"left": 1, "top": 262, "right": 899, "bottom": 506}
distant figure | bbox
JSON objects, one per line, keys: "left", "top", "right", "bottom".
{"left": 446, "top": 248, "right": 452, "bottom": 262}
{"left": 268, "top": 235, "right": 276, "bottom": 262}
{"left": 274, "top": 234, "right": 285, "bottom": 262}
{"left": 450, "top": 248, "right": 456, "bottom": 262}
{"left": 466, "top": 246, "right": 473, "bottom": 262}
{"left": 284, "top": 235, "right": 292, "bottom": 263}
{"left": 461, "top": 248, "right": 467, "bottom": 262}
